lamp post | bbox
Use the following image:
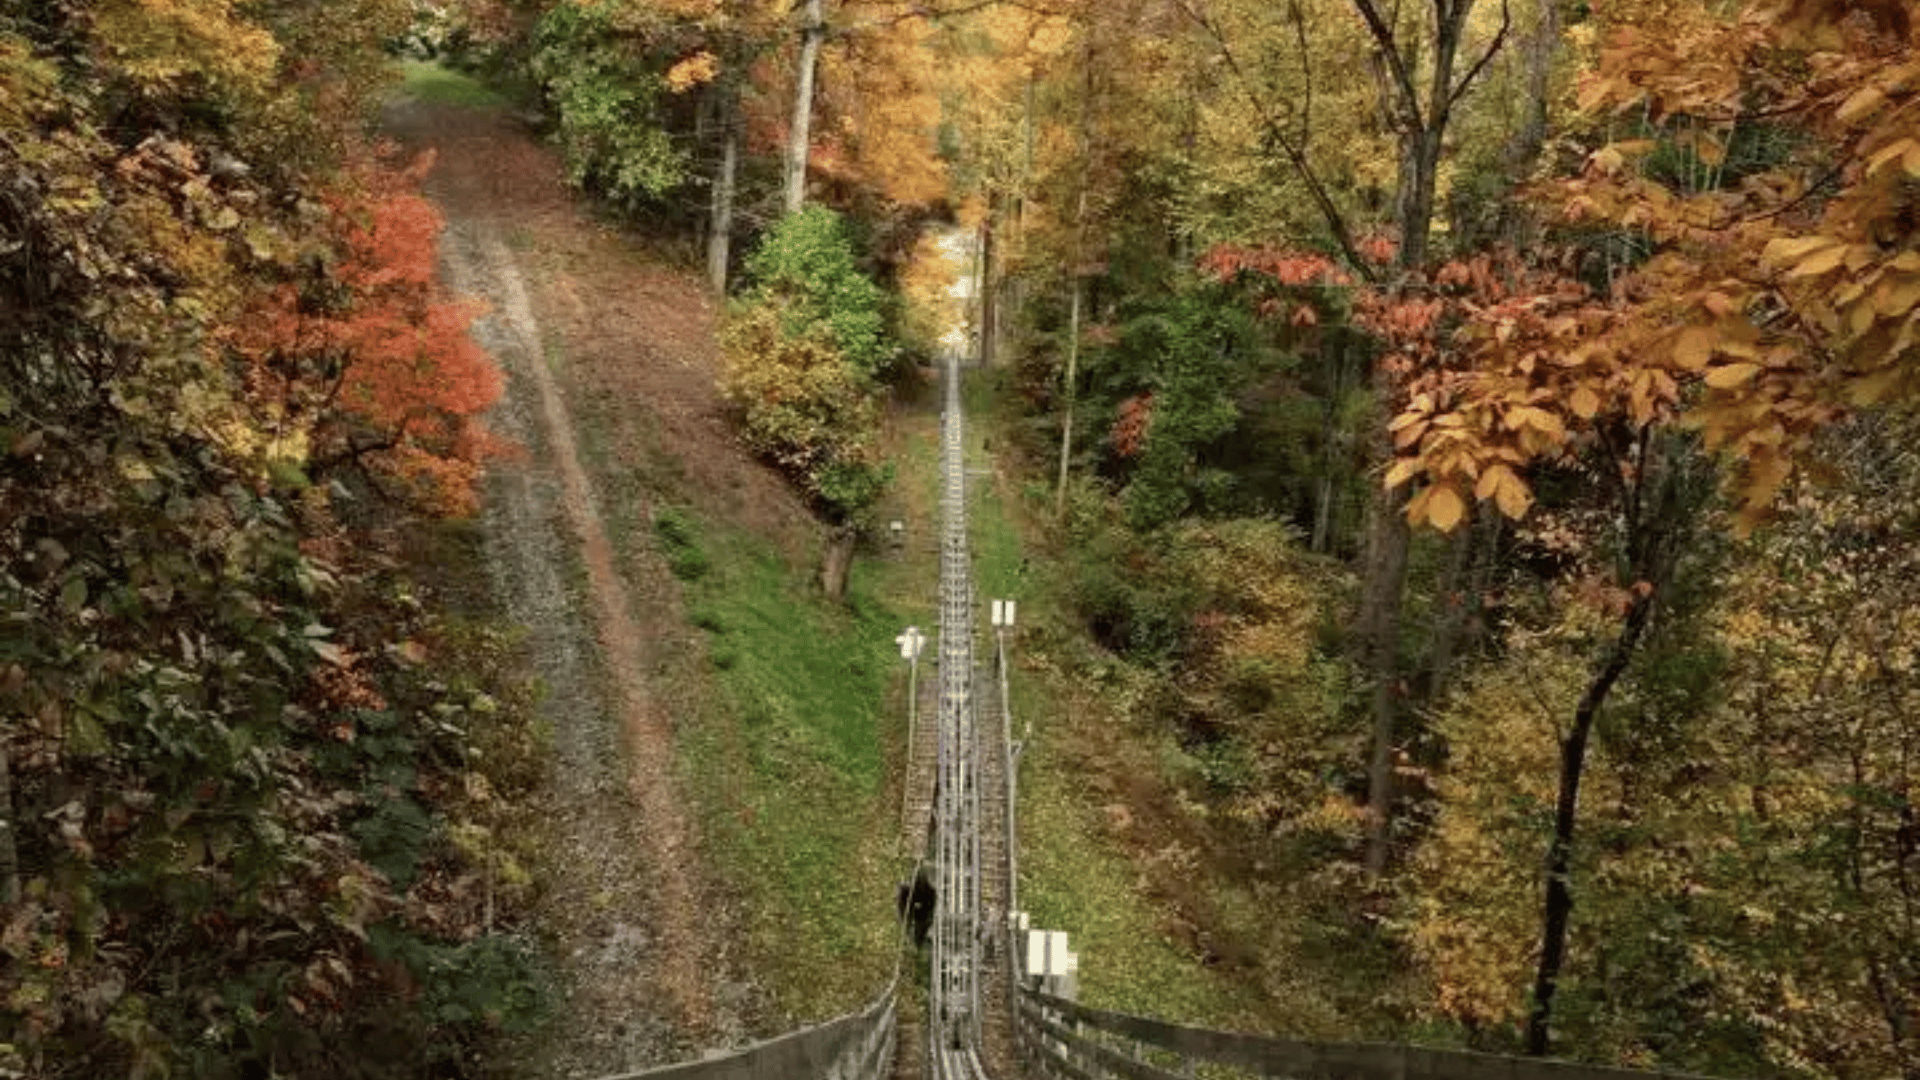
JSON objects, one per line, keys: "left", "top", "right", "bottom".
{"left": 896, "top": 626, "right": 926, "bottom": 822}
{"left": 988, "top": 599, "right": 1017, "bottom": 918}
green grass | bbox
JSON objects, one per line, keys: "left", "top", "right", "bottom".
{"left": 944, "top": 366, "right": 1256, "bottom": 1023}
{"left": 555, "top": 334, "right": 908, "bottom": 1023}
{"left": 397, "top": 59, "right": 508, "bottom": 108}
{"left": 673, "top": 522, "right": 910, "bottom": 1018}
{"left": 1018, "top": 744, "right": 1247, "bottom": 1024}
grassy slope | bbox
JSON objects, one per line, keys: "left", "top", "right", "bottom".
{"left": 673, "top": 524, "right": 906, "bottom": 1016}
{"left": 955, "top": 370, "right": 1256, "bottom": 1026}
{"left": 562, "top": 345, "right": 909, "bottom": 1025}
{"left": 406, "top": 51, "right": 1317, "bottom": 1029}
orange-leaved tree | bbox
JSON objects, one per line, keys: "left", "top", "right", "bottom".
{"left": 1382, "top": 0, "right": 1920, "bottom": 1054}
{"left": 1392, "top": 0, "right": 1920, "bottom": 532}
{"left": 240, "top": 149, "right": 503, "bottom": 515}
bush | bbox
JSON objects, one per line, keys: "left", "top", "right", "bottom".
{"left": 721, "top": 212, "right": 898, "bottom": 523}
{"left": 530, "top": 1, "right": 685, "bottom": 209}
{"left": 720, "top": 308, "right": 881, "bottom": 476}
{"left": 743, "top": 207, "right": 895, "bottom": 379}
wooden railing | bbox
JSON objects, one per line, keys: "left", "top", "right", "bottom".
{"left": 1016, "top": 988, "right": 1725, "bottom": 1080}
{"left": 592, "top": 980, "right": 897, "bottom": 1080}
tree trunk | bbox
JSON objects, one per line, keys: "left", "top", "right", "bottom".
{"left": 820, "top": 524, "right": 857, "bottom": 602}
{"left": 1054, "top": 44, "right": 1094, "bottom": 520}
{"left": 1361, "top": 481, "right": 1411, "bottom": 875}
{"left": 1018, "top": 75, "right": 1035, "bottom": 242}
{"left": 979, "top": 217, "right": 996, "bottom": 368}
{"left": 707, "top": 85, "right": 739, "bottom": 293}
{"left": 1312, "top": 475, "right": 1335, "bottom": 554}
{"left": 1313, "top": 340, "right": 1353, "bottom": 555}
{"left": 1399, "top": 128, "right": 1445, "bottom": 274}
{"left": 0, "top": 738, "right": 18, "bottom": 906}
{"left": 784, "top": 0, "right": 824, "bottom": 216}
{"left": 1425, "top": 505, "right": 1492, "bottom": 702}
{"left": 1868, "top": 953, "right": 1920, "bottom": 1080}
{"left": 1505, "top": 0, "right": 1559, "bottom": 175}
{"left": 1525, "top": 592, "right": 1657, "bottom": 1055}
{"left": 1351, "top": 0, "right": 1510, "bottom": 874}
{"left": 1054, "top": 278, "right": 1082, "bottom": 519}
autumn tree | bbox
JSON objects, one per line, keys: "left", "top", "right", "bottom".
{"left": 1387, "top": 0, "right": 1920, "bottom": 1053}
{"left": 1, "top": 6, "right": 534, "bottom": 1075}
{"left": 239, "top": 150, "right": 503, "bottom": 515}
{"left": 1407, "top": 416, "right": 1920, "bottom": 1076}
{"left": 719, "top": 206, "right": 896, "bottom": 595}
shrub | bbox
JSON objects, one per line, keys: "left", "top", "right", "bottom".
{"left": 530, "top": 1, "right": 685, "bottom": 209}
{"left": 743, "top": 207, "right": 895, "bottom": 379}
{"left": 720, "top": 300, "right": 891, "bottom": 522}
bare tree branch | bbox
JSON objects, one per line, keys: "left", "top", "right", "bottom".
{"left": 1351, "top": 0, "right": 1423, "bottom": 132}
{"left": 1288, "top": 0, "right": 1314, "bottom": 152}
{"left": 1445, "top": 0, "right": 1511, "bottom": 111}
{"left": 1172, "top": 0, "right": 1377, "bottom": 278}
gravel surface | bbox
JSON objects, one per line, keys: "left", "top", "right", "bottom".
{"left": 386, "top": 98, "right": 763, "bottom": 1079}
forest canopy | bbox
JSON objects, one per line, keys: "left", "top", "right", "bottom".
{"left": 7, "top": 0, "right": 1920, "bottom": 1077}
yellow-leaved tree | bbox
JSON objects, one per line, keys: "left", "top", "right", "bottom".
{"left": 1382, "top": 0, "right": 1920, "bottom": 1057}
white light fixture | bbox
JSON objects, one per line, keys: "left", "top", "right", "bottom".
{"left": 990, "top": 600, "right": 1018, "bottom": 628}
{"left": 896, "top": 626, "right": 926, "bottom": 660}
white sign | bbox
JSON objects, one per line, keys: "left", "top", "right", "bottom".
{"left": 896, "top": 627, "right": 926, "bottom": 660}
{"left": 1025, "top": 929, "right": 1075, "bottom": 977}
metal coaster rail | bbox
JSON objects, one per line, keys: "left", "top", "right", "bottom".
{"left": 579, "top": 242, "right": 1756, "bottom": 1080}
{"left": 931, "top": 341, "right": 991, "bottom": 1079}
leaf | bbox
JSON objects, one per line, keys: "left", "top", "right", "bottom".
{"left": 1866, "top": 137, "right": 1919, "bottom": 176}
{"left": 1837, "top": 85, "right": 1885, "bottom": 125}
{"left": 1474, "top": 463, "right": 1514, "bottom": 501}
{"left": 1788, "top": 244, "right": 1850, "bottom": 278}
{"left": 1493, "top": 472, "right": 1532, "bottom": 520}
{"left": 1427, "top": 484, "right": 1466, "bottom": 532}
{"left": 309, "top": 640, "right": 347, "bottom": 667}
{"left": 59, "top": 576, "right": 86, "bottom": 614}
{"left": 1844, "top": 366, "right": 1902, "bottom": 405}
{"left": 1704, "top": 362, "right": 1761, "bottom": 388}
{"left": 1762, "top": 235, "right": 1840, "bottom": 266}
{"left": 1510, "top": 406, "right": 1566, "bottom": 440}
{"left": 1384, "top": 458, "right": 1422, "bottom": 490}
{"left": 1569, "top": 385, "right": 1601, "bottom": 419}
{"left": 1672, "top": 326, "right": 1716, "bottom": 369}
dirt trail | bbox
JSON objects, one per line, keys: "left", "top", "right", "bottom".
{"left": 386, "top": 100, "right": 768, "bottom": 1076}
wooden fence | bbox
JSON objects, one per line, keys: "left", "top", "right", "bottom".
{"left": 1016, "top": 988, "right": 1725, "bottom": 1080}
{"left": 594, "top": 982, "right": 896, "bottom": 1080}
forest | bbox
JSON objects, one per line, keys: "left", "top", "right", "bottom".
{"left": 3, "top": 0, "right": 1919, "bottom": 1078}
